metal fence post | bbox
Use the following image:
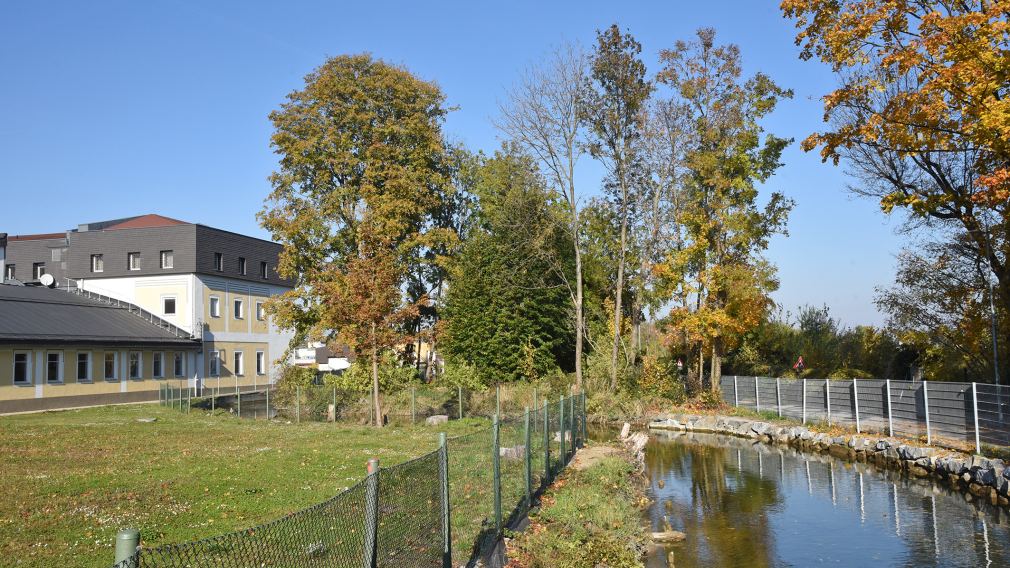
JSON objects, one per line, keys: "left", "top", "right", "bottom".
{"left": 211, "top": 387, "right": 216, "bottom": 413}
{"left": 296, "top": 385, "right": 300, "bottom": 424}
{"left": 542, "top": 401, "right": 550, "bottom": 482}
{"left": 581, "top": 391, "right": 587, "bottom": 446}
{"left": 885, "top": 379, "right": 894, "bottom": 437}
{"left": 776, "top": 378, "right": 782, "bottom": 417}
{"left": 569, "top": 394, "right": 576, "bottom": 448}
{"left": 923, "top": 381, "right": 932, "bottom": 445}
{"left": 458, "top": 386, "right": 463, "bottom": 420}
{"left": 972, "top": 382, "right": 981, "bottom": 454}
{"left": 187, "top": 383, "right": 191, "bottom": 414}
{"left": 492, "top": 414, "right": 502, "bottom": 536}
{"left": 496, "top": 384, "right": 501, "bottom": 418}
{"left": 363, "top": 458, "right": 380, "bottom": 568}
{"left": 533, "top": 388, "right": 538, "bottom": 417}
{"left": 523, "top": 407, "right": 532, "bottom": 512}
{"left": 113, "top": 528, "right": 140, "bottom": 567}
{"left": 826, "top": 380, "right": 831, "bottom": 426}
{"left": 559, "top": 395, "right": 566, "bottom": 465}
{"left": 734, "top": 376, "right": 739, "bottom": 407}
{"left": 237, "top": 390, "right": 241, "bottom": 419}
{"left": 802, "top": 379, "right": 807, "bottom": 425}
{"left": 411, "top": 387, "right": 416, "bottom": 424}
{"left": 264, "top": 385, "right": 268, "bottom": 419}
{"left": 333, "top": 387, "right": 337, "bottom": 424}
{"left": 853, "top": 379, "right": 861, "bottom": 433}
{"left": 438, "top": 433, "right": 452, "bottom": 568}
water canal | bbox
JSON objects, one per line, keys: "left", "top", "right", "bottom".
{"left": 645, "top": 430, "right": 1010, "bottom": 567}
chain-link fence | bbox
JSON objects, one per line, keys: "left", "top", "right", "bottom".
{"left": 114, "top": 392, "right": 587, "bottom": 568}
{"left": 720, "top": 375, "right": 1010, "bottom": 454}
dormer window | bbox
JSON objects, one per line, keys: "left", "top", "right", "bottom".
{"left": 214, "top": 252, "right": 224, "bottom": 271}
{"left": 128, "top": 252, "right": 141, "bottom": 271}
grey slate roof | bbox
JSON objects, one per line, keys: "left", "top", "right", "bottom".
{"left": 0, "top": 285, "right": 201, "bottom": 347}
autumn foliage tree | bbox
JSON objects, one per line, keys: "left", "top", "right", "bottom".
{"left": 260, "top": 54, "right": 448, "bottom": 426}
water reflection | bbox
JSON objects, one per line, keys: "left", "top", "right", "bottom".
{"left": 645, "top": 431, "right": 1010, "bottom": 567}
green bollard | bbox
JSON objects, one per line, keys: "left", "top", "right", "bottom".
{"left": 113, "top": 528, "right": 139, "bottom": 566}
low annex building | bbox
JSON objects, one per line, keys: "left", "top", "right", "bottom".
{"left": 0, "top": 284, "right": 201, "bottom": 413}
{"left": 1, "top": 214, "right": 296, "bottom": 412}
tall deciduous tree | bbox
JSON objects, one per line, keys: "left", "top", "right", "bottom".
{"left": 260, "top": 54, "right": 449, "bottom": 426}
{"left": 582, "top": 25, "right": 653, "bottom": 391}
{"left": 655, "top": 28, "right": 793, "bottom": 391}
{"left": 498, "top": 42, "right": 589, "bottom": 391}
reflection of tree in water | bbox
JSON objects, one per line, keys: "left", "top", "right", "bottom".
{"left": 647, "top": 439, "right": 781, "bottom": 568}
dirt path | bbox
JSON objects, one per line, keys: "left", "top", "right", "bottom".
{"left": 572, "top": 444, "right": 623, "bottom": 470}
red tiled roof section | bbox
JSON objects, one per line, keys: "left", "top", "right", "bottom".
{"left": 104, "top": 214, "right": 188, "bottom": 230}
{"left": 8, "top": 232, "right": 65, "bottom": 241}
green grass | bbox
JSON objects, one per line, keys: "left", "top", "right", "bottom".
{"left": 0, "top": 404, "right": 485, "bottom": 568}
{"left": 510, "top": 453, "right": 646, "bottom": 568}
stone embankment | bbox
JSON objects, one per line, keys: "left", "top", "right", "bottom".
{"left": 650, "top": 413, "right": 1010, "bottom": 508}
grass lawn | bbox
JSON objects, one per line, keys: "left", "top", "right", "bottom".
{"left": 0, "top": 404, "right": 484, "bottom": 568}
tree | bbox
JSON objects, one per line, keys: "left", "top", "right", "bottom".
{"left": 497, "top": 42, "right": 589, "bottom": 391}
{"left": 260, "top": 54, "right": 449, "bottom": 426}
{"left": 655, "top": 29, "right": 793, "bottom": 391}
{"left": 582, "top": 24, "right": 654, "bottom": 391}
{"left": 781, "top": 0, "right": 1010, "bottom": 383}
{"left": 441, "top": 147, "right": 575, "bottom": 384}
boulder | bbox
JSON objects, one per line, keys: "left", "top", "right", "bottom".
{"left": 751, "top": 422, "right": 772, "bottom": 436}
{"left": 621, "top": 422, "right": 632, "bottom": 439}
{"left": 425, "top": 415, "right": 449, "bottom": 426}
{"left": 136, "top": 417, "right": 157, "bottom": 423}
{"left": 499, "top": 445, "right": 525, "bottom": 460}
{"left": 651, "top": 530, "right": 687, "bottom": 543}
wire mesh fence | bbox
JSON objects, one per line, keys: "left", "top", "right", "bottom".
{"left": 720, "top": 375, "right": 1010, "bottom": 454}
{"left": 115, "top": 392, "right": 587, "bottom": 568}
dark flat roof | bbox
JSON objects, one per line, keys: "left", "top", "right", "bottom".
{"left": 0, "top": 285, "right": 200, "bottom": 347}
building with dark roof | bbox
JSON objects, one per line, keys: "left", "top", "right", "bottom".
{"left": 1, "top": 214, "right": 296, "bottom": 412}
{"left": 0, "top": 284, "right": 200, "bottom": 413}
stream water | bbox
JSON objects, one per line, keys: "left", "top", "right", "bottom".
{"left": 645, "top": 430, "right": 1010, "bottom": 567}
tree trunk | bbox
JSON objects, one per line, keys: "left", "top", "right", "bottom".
{"left": 610, "top": 173, "right": 629, "bottom": 392}
{"left": 573, "top": 196, "right": 585, "bottom": 393}
{"left": 710, "top": 341, "right": 721, "bottom": 392}
{"left": 697, "top": 343, "right": 705, "bottom": 391}
{"left": 371, "top": 323, "right": 382, "bottom": 428}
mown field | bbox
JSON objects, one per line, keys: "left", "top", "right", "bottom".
{"left": 0, "top": 404, "right": 483, "bottom": 568}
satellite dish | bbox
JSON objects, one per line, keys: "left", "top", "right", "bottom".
{"left": 39, "top": 274, "right": 56, "bottom": 288}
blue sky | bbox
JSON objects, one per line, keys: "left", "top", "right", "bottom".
{"left": 0, "top": 1, "right": 908, "bottom": 326}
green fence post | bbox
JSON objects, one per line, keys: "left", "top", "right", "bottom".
{"left": 333, "top": 387, "right": 337, "bottom": 424}
{"left": 411, "top": 387, "right": 416, "bottom": 424}
{"left": 296, "top": 385, "right": 301, "bottom": 425}
{"left": 492, "top": 414, "right": 502, "bottom": 536}
{"left": 533, "top": 388, "right": 538, "bottom": 418}
{"left": 542, "top": 401, "right": 550, "bottom": 482}
{"left": 363, "top": 458, "right": 380, "bottom": 568}
{"left": 439, "top": 432, "right": 452, "bottom": 568}
{"left": 568, "top": 394, "right": 575, "bottom": 449}
{"left": 559, "top": 395, "right": 566, "bottom": 466}
{"left": 581, "top": 392, "right": 587, "bottom": 446}
{"left": 211, "top": 388, "right": 215, "bottom": 414}
{"left": 524, "top": 407, "right": 532, "bottom": 512}
{"left": 458, "top": 386, "right": 463, "bottom": 420}
{"left": 113, "top": 528, "right": 139, "bottom": 567}
{"left": 265, "top": 384, "right": 269, "bottom": 419}
{"left": 237, "top": 390, "right": 241, "bottom": 419}
{"left": 496, "top": 384, "right": 501, "bottom": 418}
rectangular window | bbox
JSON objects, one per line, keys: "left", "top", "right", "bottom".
{"left": 256, "top": 351, "right": 265, "bottom": 375}
{"left": 214, "top": 252, "right": 224, "bottom": 271}
{"left": 46, "top": 351, "right": 63, "bottom": 384}
{"left": 32, "top": 262, "right": 45, "bottom": 280}
{"left": 210, "top": 296, "right": 221, "bottom": 318}
{"left": 76, "top": 352, "right": 91, "bottom": 382}
{"left": 173, "top": 352, "right": 184, "bottom": 377}
{"left": 255, "top": 302, "right": 265, "bottom": 321}
{"left": 91, "top": 254, "right": 104, "bottom": 273}
{"left": 5, "top": 264, "right": 14, "bottom": 280}
{"left": 128, "top": 252, "right": 141, "bottom": 271}
{"left": 163, "top": 297, "right": 176, "bottom": 315}
{"left": 239, "top": 257, "right": 247, "bottom": 275}
{"left": 260, "top": 261, "right": 268, "bottom": 279}
{"left": 234, "top": 351, "right": 244, "bottom": 376}
{"left": 209, "top": 350, "right": 221, "bottom": 376}
{"left": 51, "top": 248, "right": 61, "bottom": 262}
{"left": 129, "top": 351, "right": 141, "bottom": 379}
{"left": 104, "top": 352, "right": 117, "bottom": 381}
{"left": 160, "top": 250, "right": 174, "bottom": 269}
{"left": 13, "top": 351, "right": 31, "bottom": 385}
{"left": 234, "top": 298, "right": 244, "bottom": 319}
{"left": 152, "top": 352, "right": 164, "bottom": 378}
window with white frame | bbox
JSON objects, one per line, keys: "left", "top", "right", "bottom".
{"left": 91, "top": 254, "right": 104, "bottom": 273}
{"left": 234, "top": 298, "right": 244, "bottom": 319}
{"left": 128, "top": 252, "right": 141, "bottom": 271}
{"left": 160, "top": 250, "right": 174, "bottom": 269}
{"left": 260, "top": 261, "right": 268, "bottom": 279}
{"left": 33, "top": 262, "right": 45, "bottom": 280}
{"left": 214, "top": 252, "right": 224, "bottom": 271}
{"left": 210, "top": 296, "right": 221, "bottom": 318}
{"left": 76, "top": 352, "right": 91, "bottom": 382}
{"left": 152, "top": 352, "right": 164, "bottom": 378}
{"left": 46, "top": 351, "right": 63, "bottom": 384}
{"left": 238, "top": 257, "right": 247, "bottom": 275}
{"left": 255, "top": 302, "right": 265, "bottom": 321}
{"left": 163, "top": 296, "right": 176, "bottom": 316}
{"left": 209, "top": 350, "right": 221, "bottom": 376}
{"left": 173, "top": 352, "right": 184, "bottom": 377}
{"left": 129, "top": 351, "right": 142, "bottom": 379}
{"left": 256, "top": 351, "right": 265, "bottom": 376}
{"left": 234, "top": 351, "right": 244, "bottom": 376}
{"left": 51, "top": 248, "right": 61, "bottom": 262}
{"left": 104, "top": 352, "right": 117, "bottom": 381}
{"left": 13, "top": 351, "right": 31, "bottom": 385}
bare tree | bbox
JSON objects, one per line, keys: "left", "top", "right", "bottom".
{"left": 497, "top": 42, "right": 589, "bottom": 391}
